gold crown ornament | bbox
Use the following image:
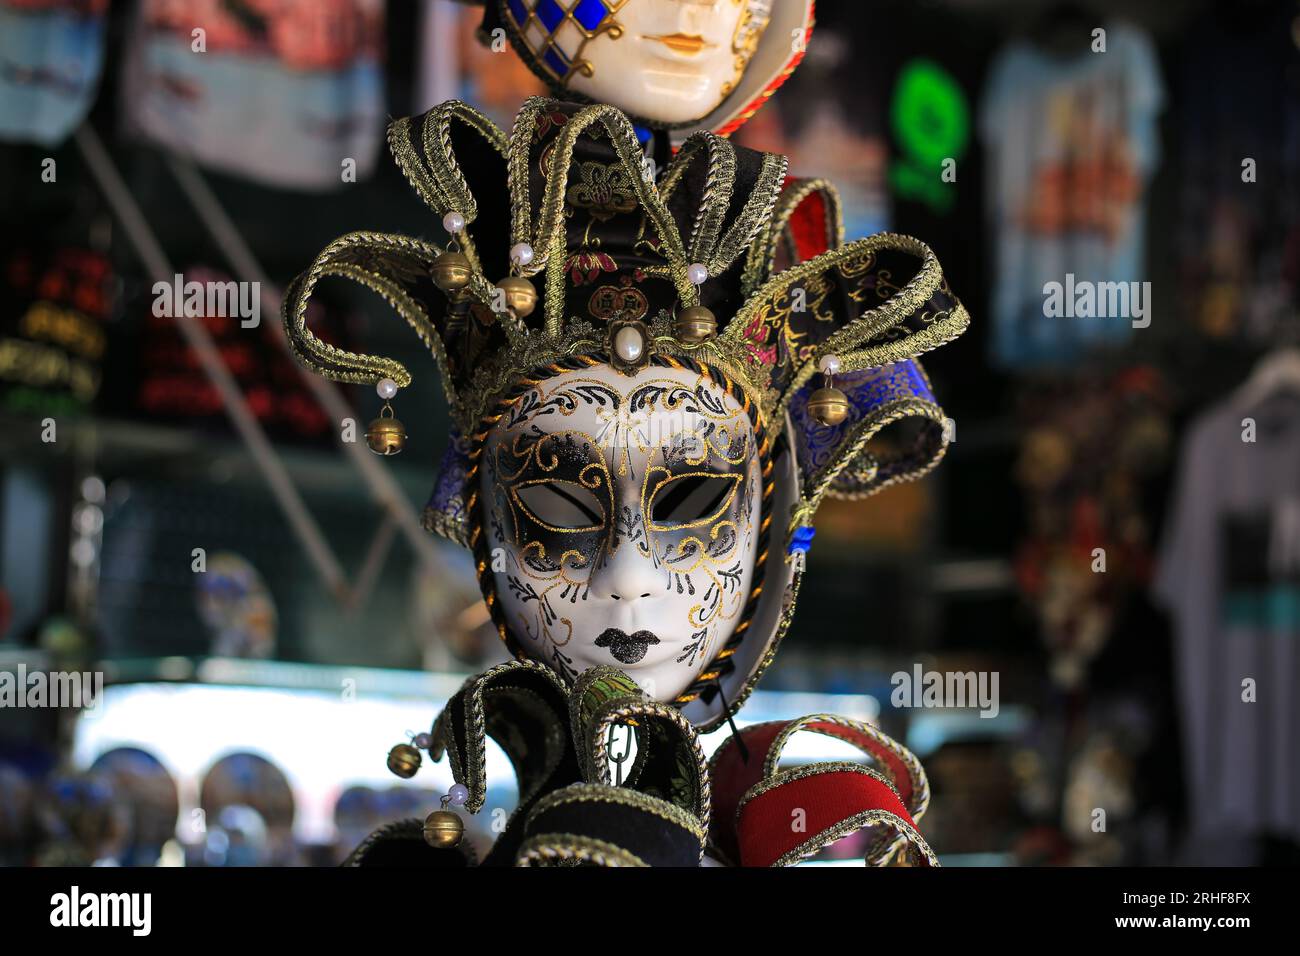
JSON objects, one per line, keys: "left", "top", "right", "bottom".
{"left": 283, "top": 96, "right": 969, "bottom": 729}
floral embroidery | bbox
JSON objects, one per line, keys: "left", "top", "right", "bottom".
{"left": 741, "top": 314, "right": 777, "bottom": 366}
{"left": 533, "top": 109, "right": 569, "bottom": 143}
{"left": 566, "top": 250, "right": 618, "bottom": 285}
{"left": 567, "top": 161, "right": 638, "bottom": 222}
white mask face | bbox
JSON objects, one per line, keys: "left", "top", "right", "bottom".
{"left": 480, "top": 362, "right": 762, "bottom": 701}
{"left": 506, "top": 0, "right": 773, "bottom": 125}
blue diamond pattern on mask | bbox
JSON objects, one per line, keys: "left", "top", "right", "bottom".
{"left": 543, "top": 45, "right": 570, "bottom": 77}
{"left": 507, "top": 0, "right": 528, "bottom": 27}
{"left": 536, "top": 0, "right": 565, "bottom": 32}
{"left": 573, "top": 0, "right": 609, "bottom": 31}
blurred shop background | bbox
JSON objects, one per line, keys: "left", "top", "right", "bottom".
{"left": 1, "top": 0, "right": 1298, "bottom": 866}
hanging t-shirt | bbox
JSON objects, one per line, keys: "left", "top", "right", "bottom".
{"left": 1155, "top": 393, "right": 1300, "bottom": 844}
{"left": 980, "top": 24, "right": 1164, "bottom": 369}
{"left": 0, "top": 0, "right": 107, "bottom": 146}
{"left": 120, "top": 0, "right": 385, "bottom": 191}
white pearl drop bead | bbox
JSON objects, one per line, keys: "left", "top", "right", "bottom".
{"left": 510, "top": 242, "right": 535, "bottom": 266}
{"left": 442, "top": 211, "right": 465, "bottom": 234}
{"left": 376, "top": 377, "right": 398, "bottom": 399}
{"left": 687, "top": 262, "right": 708, "bottom": 285}
{"left": 614, "top": 326, "right": 645, "bottom": 363}
{"left": 818, "top": 354, "right": 842, "bottom": 376}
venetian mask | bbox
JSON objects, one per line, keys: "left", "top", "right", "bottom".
{"left": 284, "top": 95, "right": 969, "bottom": 728}
{"left": 501, "top": 0, "right": 773, "bottom": 125}
{"left": 480, "top": 362, "right": 764, "bottom": 701}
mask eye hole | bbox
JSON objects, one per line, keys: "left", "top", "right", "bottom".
{"left": 649, "top": 473, "right": 739, "bottom": 531}
{"left": 512, "top": 480, "right": 605, "bottom": 532}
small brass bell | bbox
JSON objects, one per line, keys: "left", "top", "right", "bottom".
{"left": 422, "top": 809, "right": 464, "bottom": 849}
{"left": 496, "top": 275, "right": 537, "bottom": 318}
{"left": 366, "top": 405, "right": 406, "bottom": 456}
{"left": 807, "top": 386, "right": 850, "bottom": 427}
{"left": 430, "top": 251, "right": 472, "bottom": 293}
{"left": 673, "top": 305, "right": 717, "bottom": 345}
{"left": 387, "top": 743, "right": 421, "bottom": 779}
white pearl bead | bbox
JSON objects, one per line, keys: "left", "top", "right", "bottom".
{"left": 614, "top": 326, "right": 644, "bottom": 363}
{"left": 818, "top": 354, "right": 842, "bottom": 376}
{"left": 687, "top": 262, "right": 708, "bottom": 285}
{"left": 442, "top": 211, "right": 465, "bottom": 234}
{"left": 510, "top": 242, "right": 535, "bottom": 266}
{"left": 376, "top": 377, "right": 398, "bottom": 399}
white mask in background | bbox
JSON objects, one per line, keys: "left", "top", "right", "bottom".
{"left": 480, "top": 362, "right": 764, "bottom": 701}
{"left": 506, "top": 0, "right": 773, "bottom": 125}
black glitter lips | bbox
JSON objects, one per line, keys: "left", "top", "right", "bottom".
{"left": 595, "top": 628, "right": 661, "bottom": 664}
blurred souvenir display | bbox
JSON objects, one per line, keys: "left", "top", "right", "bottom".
{"left": 0, "top": 0, "right": 108, "bottom": 146}
{"left": 121, "top": 0, "right": 386, "bottom": 190}
{"left": 0, "top": 244, "right": 112, "bottom": 417}
{"left": 1157, "top": 350, "right": 1300, "bottom": 853}
{"left": 1173, "top": 4, "right": 1299, "bottom": 346}
{"left": 980, "top": 20, "right": 1163, "bottom": 369}
{"left": 1013, "top": 366, "right": 1171, "bottom": 688}
{"left": 195, "top": 551, "right": 277, "bottom": 659}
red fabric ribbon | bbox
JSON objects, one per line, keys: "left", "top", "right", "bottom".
{"left": 709, "top": 715, "right": 937, "bottom": 867}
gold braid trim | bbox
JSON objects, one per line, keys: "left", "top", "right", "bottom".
{"left": 763, "top": 176, "right": 845, "bottom": 275}
{"left": 510, "top": 98, "right": 695, "bottom": 308}
{"left": 850, "top": 301, "right": 970, "bottom": 371}
{"left": 289, "top": 103, "right": 964, "bottom": 439}
{"left": 790, "top": 395, "right": 949, "bottom": 547}
{"left": 569, "top": 666, "right": 711, "bottom": 828}
{"left": 389, "top": 102, "right": 525, "bottom": 339}
{"left": 387, "top": 102, "right": 508, "bottom": 223}
{"left": 515, "top": 834, "right": 648, "bottom": 867}
{"left": 428, "top": 658, "right": 569, "bottom": 815}
{"left": 737, "top": 176, "right": 843, "bottom": 310}
{"left": 763, "top": 713, "right": 931, "bottom": 823}
{"left": 586, "top": 701, "right": 711, "bottom": 828}
{"left": 712, "top": 151, "right": 788, "bottom": 280}
{"left": 342, "top": 818, "right": 478, "bottom": 867}
{"left": 735, "top": 762, "right": 940, "bottom": 867}
{"left": 422, "top": 505, "right": 471, "bottom": 546}
{"left": 733, "top": 233, "right": 957, "bottom": 422}
{"left": 530, "top": 783, "right": 708, "bottom": 842}
{"left": 660, "top": 131, "right": 737, "bottom": 267}
{"left": 704, "top": 713, "right": 932, "bottom": 865}
{"left": 280, "top": 230, "right": 458, "bottom": 398}
{"left": 453, "top": 312, "right": 774, "bottom": 437}
{"left": 659, "top": 132, "right": 788, "bottom": 280}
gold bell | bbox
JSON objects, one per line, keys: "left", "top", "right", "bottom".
{"left": 673, "top": 305, "right": 717, "bottom": 345}
{"left": 422, "top": 809, "right": 464, "bottom": 849}
{"left": 807, "top": 386, "right": 850, "bottom": 427}
{"left": 430, "top": 251, "right": 472, "bottom": 293}
{"left": 387, "top": 743, "right": 421, "bottom": 779}
{"left": 496, "top": 275, "right": 537, "bottom": 318}
{"left": 366, "top": 405, "right": 406, "bottom": 456}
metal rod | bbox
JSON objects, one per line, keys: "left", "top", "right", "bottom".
{"left": 74, "top": 124, "right": 350, "bottom": 600}
{"left": 347, "top": 513, "right": 397, "bottom": 615}
{"left": 164, "top": 155, "right": 445, "bottom": 574}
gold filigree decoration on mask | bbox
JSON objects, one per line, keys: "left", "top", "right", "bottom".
{"left": 720, "top": 0, "right": 774, "bottom": 101}
{"left": 489, "top": 370, "right": 758, "bottom": 674}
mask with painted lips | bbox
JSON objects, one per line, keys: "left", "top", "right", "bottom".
{"left": 480, "top": 362, "right": 763, "bottom": 701}
{"left": 595, "top": 627, "right": 661, "bottom": 664}
{"left": 504, "top": 0, "right": 774, "bottom": 125}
